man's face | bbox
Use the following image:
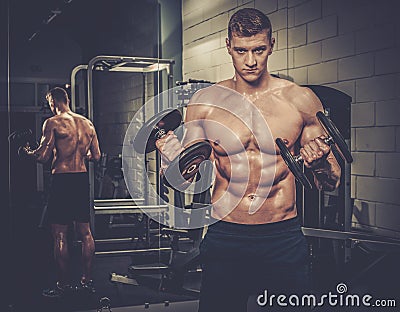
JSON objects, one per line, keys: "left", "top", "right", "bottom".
{"left": 47, "top": 96, "right": 55, "bottom": 114}
{"left": 226, "top": 30, "right": 275, "bottom": 84}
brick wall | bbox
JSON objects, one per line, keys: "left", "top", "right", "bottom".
{"left": 94, "top": 72, "right": 160, "bottom": 201}
{"left": 182, "top": 0, "right": 400, "bottom": 236}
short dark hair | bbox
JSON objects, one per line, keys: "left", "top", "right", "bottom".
{"left": 46, "top": 87, "right": 69, "bottom": 104}
{"left": 228, "top": 8, "right": 272, "bottom": 41}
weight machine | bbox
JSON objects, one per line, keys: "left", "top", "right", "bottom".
{"left": 70, "top": 55, "right": 175, "bottom": 252}
{"left": 299, "top": 85, "right": 400, "bottom": 289}
{"left": 71, "top": 62, "right": 217, "bottom": 303}
{"left": 112, "top": 80, "right": 214, "bottom": 293}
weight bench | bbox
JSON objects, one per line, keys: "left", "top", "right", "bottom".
{"left": 128, "top": 203, "right": 206, "bottom": 293}
{"left": 128, "top": 162, "right": 213, "bottom": 294}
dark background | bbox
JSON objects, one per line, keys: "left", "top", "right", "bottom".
{"left": 1, "top": 0, "right": 185, "bottom": 310}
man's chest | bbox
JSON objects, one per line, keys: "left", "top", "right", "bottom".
{"left": 203, "top": 102, "right": 304, "bottom": 154}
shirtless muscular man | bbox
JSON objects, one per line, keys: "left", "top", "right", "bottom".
{"left": 22, "top": 87, "right": 101, "bottom": 297}
{"left": 156, "top": 8, "right": 340, "bottom": 312}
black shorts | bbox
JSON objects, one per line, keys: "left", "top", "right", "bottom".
{"left": 47, "top": 172, "right": 90, "bottom": 225}
{"left": 198, "top": 217, "right": 310, "bottom": 312}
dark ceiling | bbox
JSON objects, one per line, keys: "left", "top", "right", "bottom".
{"left": 9, "top": 0, "right": 158, "bottom": 49}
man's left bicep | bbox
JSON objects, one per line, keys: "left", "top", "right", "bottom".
{"left": 300, "top": 122, "right": 325, "bottom": 147}
{"left": 39, "top": 121, "right": 54, "bottom": 147}
{"left": 299, "top": 88, "right": 326, "bottom": 146}
{"left": 181, "top": 103, "right": 207, "bottom": 148}
{"left": 35, "top": 120, "right": 55, "bottom": 162}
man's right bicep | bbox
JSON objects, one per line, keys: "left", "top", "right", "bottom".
{"left": 182, "top": 103, "right": 207, "bottom": 148}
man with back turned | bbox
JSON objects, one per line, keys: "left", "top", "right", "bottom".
{"left": 22, "top": 87, "right": 101, "bottom": 297}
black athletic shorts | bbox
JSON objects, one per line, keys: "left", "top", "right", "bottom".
{"left": 47, "top": 172, "right": 90, "bottom": 225}
{"left": 198, "top": 217, "right": 311, "bottom": 312}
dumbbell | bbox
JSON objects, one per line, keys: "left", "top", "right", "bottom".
{"left": 132, "top": 108, "right": 212, "bottom": 188}
{"left": 276, "top": 111, "right": 353, "bottom": 190}
{"left": 8, "top": 129, "right": 38, "bottom": 159}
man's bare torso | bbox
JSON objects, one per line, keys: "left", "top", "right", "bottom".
{"left": 50, "top": 112, "right": 95, "bottom": 174}
{"left": 185, "top": 76, "right": 320, "bottom": 224}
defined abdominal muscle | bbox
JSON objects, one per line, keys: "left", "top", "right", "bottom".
{"left": 210, "top": 159, "right": 297, "bottom": 223}
{"left": 216, "top": 150, "right": 276, "bottom": 185}
{"left": 211, "top": 184, "right": 296, "bottom": 223}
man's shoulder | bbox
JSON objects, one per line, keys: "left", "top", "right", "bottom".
{"left": 216, "top": 79, "right": 234, "bottom": 89}
{"left": 44, "top": 115, "right": 58, "bottom": 127}
{"left": 189, "top": 82, "right": 228, "bottom": 103}
{"left": 71, "top": 112, "right": 93, "bottom": 125}
{"left": 273, "top": 78, "right": 318, "bottom": 104}
{"left": 271, "top": 77, "right": 307, "bottom": 95}
{"left": 279, "top": 80, "right": 322, "bottom": 114}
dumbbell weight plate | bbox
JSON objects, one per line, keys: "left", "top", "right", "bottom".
{"left": 8, "top": 128, "right": 33, "bottom": 144}
{"left": 275, "top": 138, "right": 312, "bottom": 190}
{"left": 133, "top": 108, "right": 182, "bottom": 154}
{"left": 316, "top": 111, "right": 353, "bottom": 163}
{"left": 8, "top": 129, "right": 39, "bottom": 159}
{"left": 164, "top": 141, "right": 212, "bottom": 189}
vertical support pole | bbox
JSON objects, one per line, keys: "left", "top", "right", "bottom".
{"left": 143, "top": 73, "right": 149, "bottom": 207}
{"left": 70, "top": 65, "right": 87, "bottom": 112}
{"left": 87, "top": 60, "right": 95, "bottom": 235}
{"left": 344, "top": 139, "right": 352, "bottom": 263}
{"left": 167, "top": 62, "right": 175, "bottom": 226}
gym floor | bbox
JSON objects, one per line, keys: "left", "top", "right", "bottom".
{"left": 4, "top": 196, "right": 199, "bottom": 312}
{"left": 5, "top": 197, "right": 400, "bottom": 312}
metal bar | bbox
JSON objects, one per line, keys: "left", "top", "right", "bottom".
{"left": 70, "top": 63, "right": 171, "bottom": 111}
{"left": 108, "top": 64, "right": 171, "bottom": 73}
{"left": 95, "top": 209, "right": 166, "bottom": 215}
{"left": 168, "top": 62, "right": 174, "bottom": 90}
{"left": 108, "top": 224, "right": 137, "bottom": 228}
{"left": 94, "top": 205, "right": 168, "bottom": 215}
{"left": 87, "top": 58, "right": 95, "bottom": 120}
{"left": 94, "top": 198, "right": 144, "bottom": 206}
{"left": 344, "top": 140, "right": 352, "bottom": 231}
{"left": 302, "top": 227, "right": 400, "bottom": 247}
{"left": 95, "top": 238, "right": 137, "bottom": 243}
{"left": 89, "top": 161, "right": 95, "bottom": 234}
{"left": 0, "top": 76, "right": 66, "bottom": 84}
{"left": 77, "top": 236, "right": 187, "bottom": 245}
{"left": 75, "top": 238, "right": 139, "bottom": 244}
{"left": 95, "top": 247, "right": 171, "bottom": 256}
{"left": 87, "top": 59, "right": 95, "bottom": 234}
{"left": 344, "top": 139, "right": 352, "bottom": 263}
{"left": 70, "top": 64, "right": 87, "bottom": 112}
{"left": 94, "top": 202, "right": 145, "bottom": 207}
{"left": 94, "top": 205, "right": 168, "bottom": 210}
{"left": 0, "top": 106, "right": 46, "bottom": 113}
{"left": 143, "top": 72, "right": 149, "bottom": 206}
{"left": 94, "top": 198, "right": 144, "bottom": 204}
{"left": 87, "top": 55, "right": 174, "bottom": 64}
{"left": 83, "top": 55, "right": 174, "bottom": 120}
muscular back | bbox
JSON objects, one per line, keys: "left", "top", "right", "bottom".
{"left": 36, "top": 111, "right": 101, "bottom": 174}
{"left": 52, "top": 112, "right": 95, "bottom": 173}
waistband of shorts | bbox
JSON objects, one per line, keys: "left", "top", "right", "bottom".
{"left": 207, "top": 216, "right": 301, "bottom": 236}
{"left": 51, "top": 172, "right": 88, "bottom": 180}
{"left": 52, "top": 172, "right": 88, "bottom": 176}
